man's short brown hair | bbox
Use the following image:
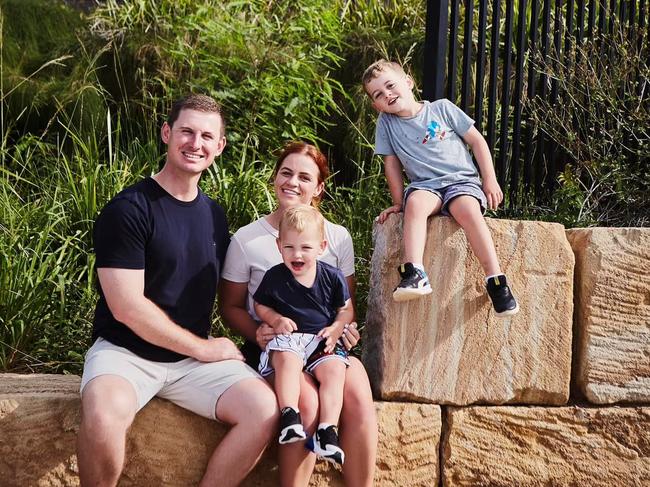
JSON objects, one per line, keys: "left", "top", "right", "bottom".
{"left": 167, "top": 94, "right": 226, "bottom": 137}
{"left": 361, "top": 59, "right": 407, "bottom": 90}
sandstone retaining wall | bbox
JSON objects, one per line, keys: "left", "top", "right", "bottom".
{"left": 0, "top": 374, "right": 441, "bottom": 487}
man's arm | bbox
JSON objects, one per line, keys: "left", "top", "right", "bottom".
{"left": 462, "top": 126, "right": 503, "bottom": 210}
{"left": 377, "top": 154, "right": 404, "bottom": 223}
{"left": 98, "top": 268, "right": 243, "bottom": 362}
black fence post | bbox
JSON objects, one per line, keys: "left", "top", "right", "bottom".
{"left": 424, "top": 0, "right": 449, "bottom": 101}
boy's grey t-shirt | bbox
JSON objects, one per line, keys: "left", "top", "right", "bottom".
{"left": 374, "top": 99, "right": 481, "bottom": 190}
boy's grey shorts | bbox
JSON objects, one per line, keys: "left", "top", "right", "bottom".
{"left": 80, "top": 337, "right": 262, "bottom": 420}
{"left": 258, "top": 333, "right": 349, "bottom": 378}
{"left": 404, "top": 181, "right": 487, "bottom": 216}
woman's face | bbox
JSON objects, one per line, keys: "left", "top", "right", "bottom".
{"left": 274, "top": 153, "right": 324, "bottom": 209}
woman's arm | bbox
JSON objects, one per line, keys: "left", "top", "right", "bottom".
{"left": 218, "top": 279, "right": 261, "bottom": 343}
{"left": 339, "top": 274, "right": 361, "bottom": 350}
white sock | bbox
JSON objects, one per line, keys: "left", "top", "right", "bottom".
{"left": 412, "top": 263, "right": 425, "bottom": 272}
{"left": 485, "top": 273, "right": 504, "bottom": 283}
{"left": 318, "top": 422, "right": 335, "bottom": 431}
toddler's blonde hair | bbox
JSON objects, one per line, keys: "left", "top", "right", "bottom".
{"left": 279, "top": 205, "right": 325, "bottom": 241}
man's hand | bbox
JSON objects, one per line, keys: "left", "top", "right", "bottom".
{"left": 339, "top": 322, "right": 360, "bottom": 351}
{"left": 195, "top": 337, "right": 244, "bottom": 362}
{"left": 270, "top": 316, "right": 298, "bottom": 335}
{"left": 256, "top": 322, "right": 278, "bottom": 349}
{"left": 377, "top": 204, "right": 402, "bottom": 224}
{"left": 318, "top": 323, "right": 345, "bottom": 353}
{"left": 482, "top": 177, "right": 503, "bottom": 211}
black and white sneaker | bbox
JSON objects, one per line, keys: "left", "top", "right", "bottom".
{"left": 306, "top": 425, "right": 345, "bottom": 465}
{"left": 279, "top": 407, "right": 307, "bottom": 444}
{"left": 392, "top": 263, "right": 433, "bottom": 302}
{"left": 486, "top": 275, "right": 519, "bottom": 317}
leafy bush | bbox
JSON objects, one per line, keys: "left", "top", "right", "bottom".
{"left": 529, "top": 25, "right": 650, "bottom": 227}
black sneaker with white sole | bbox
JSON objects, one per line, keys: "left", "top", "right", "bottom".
{"left": 279, "top": 407, "right": 307, "bottom": 444}
{"left": 306, "top": 425, "right": 345, "bottom": 465}
{"left": 392, "top": 263, "right": 433, "bottom": 302}
{"left": 486, "top": 275, "right": 519, "bottom": 317}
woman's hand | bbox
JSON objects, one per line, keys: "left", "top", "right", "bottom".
{"left": 340, "top": 322, "right": 360, "bottom": 351}
{"left": 255, "top": 322, "right": 277, "bottom": 349}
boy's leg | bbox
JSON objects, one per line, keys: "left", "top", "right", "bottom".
{"left": 271, "top": 351, "right": 305, "bottom": 410}
{"left": 271, "top": 351, "right": 309, "bottom": 444}
{"left": 447, "top": 195, "right": 519, "bottom": 316}
{"left": 312, "top": 359, "right": 347, "bottom": 425}
{"left": 394, "top": 190, "right": 442, "bottom": 301}
{"left": 447, "top": 195, "right": 501, "bottom": 276}
{"left": 266, "top": 372, "right": 319, "bottom": 487}
{"left": 403, "top": 189, "right": 443, "bottom": 265}
{"left": 306, "top": 358, "right": 347, "bottom": 465}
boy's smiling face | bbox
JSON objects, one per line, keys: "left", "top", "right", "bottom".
{"left": 365, "top": 68, "right": 419, "bottom": 117}
{"left": 277, "top": 227, "right": 326, "bottom": 281}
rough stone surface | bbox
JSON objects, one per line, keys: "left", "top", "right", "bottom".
{"left": 0, "top": 374, "right": 440, "bottom": 486}
{"left": 311, "top": 402, "right": 441, "bottom": 487}
{"left": 363, "top": 215, "right": 574, "bottom": 406}
{"left": 442, "top": 405, "right": 650, "bottom": 487}
{"left": 0, "top": 374, "right": 81, "bottom": 487}
{"left": 567, "top": 228, "right": 650, "bottom": 404}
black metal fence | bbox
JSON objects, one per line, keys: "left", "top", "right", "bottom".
{"left": 423, "top": 0, "right": 648, "bottom": 207}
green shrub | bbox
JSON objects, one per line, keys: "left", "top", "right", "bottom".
{"left": 529, "top": 25, "right": 650, "bottom": 227}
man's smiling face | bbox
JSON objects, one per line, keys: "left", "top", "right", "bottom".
{"left": 161, "top": 108, "right": 226, "bottom": 176}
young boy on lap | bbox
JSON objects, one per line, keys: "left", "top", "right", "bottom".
{"left": 362, "top": 59, "right": 518, "bottom": 316}
{"left": 254, "top": 205, "right": 353, "bottom": 465}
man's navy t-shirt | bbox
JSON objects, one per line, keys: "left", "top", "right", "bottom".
{"left": 92, "top": 177, "right": 229, "bottom": 362}
{"left": 253, "top": 261, "right": 350, "bottom": 335}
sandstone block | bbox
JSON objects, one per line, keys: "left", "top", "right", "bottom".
{"left": 363, "top": 215, "right": 574, "bottom": 405}
{"left": 311, "top": 402, "right": 441, "bottom": 487}
{"left": 0, "top": 374, "right": 440, "bottom": 486}
{"left": 442, "top": 405, "right": 650, "bottom": 487}
{"left": 567, "top": 228, "right": 650, "bottom": 404}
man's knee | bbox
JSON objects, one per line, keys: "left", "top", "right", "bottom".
{"left": 217, "top": 378, "right": 278, "bottom": 427}
{"left": 80, "top": 376, "right": 138, "bottom": 435}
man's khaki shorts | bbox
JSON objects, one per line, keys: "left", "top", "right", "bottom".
{"left": 80, "top": 337, "right": 262, "bottom": 420}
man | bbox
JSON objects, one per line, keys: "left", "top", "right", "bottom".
{"left": 76, "top": 94, "right": 278, "bottom": 487}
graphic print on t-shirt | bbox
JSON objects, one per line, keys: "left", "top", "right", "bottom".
{"left": 422, "top": 120, "right": 447, "bottom": 144}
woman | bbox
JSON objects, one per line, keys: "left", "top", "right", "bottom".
{"left": 220, "top": 141, "right": 378, "bottom": 487}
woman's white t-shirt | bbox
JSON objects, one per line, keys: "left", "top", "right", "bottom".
{"left": 222, "top": 216, "right": 355, "bottom": 320}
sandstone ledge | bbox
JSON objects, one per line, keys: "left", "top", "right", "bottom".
{"left": 0, "top": 374, "right": 441, "bottom": 486}
{"left": 364, "top": 215, "right": 574, "bottom": 406}
{"left": 442, "top": 405, "right": 650, "bottom": 487}
{"left": 567, "top": 228, "right": 650, "bottom": 404}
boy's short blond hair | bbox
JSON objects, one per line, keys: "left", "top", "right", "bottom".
{"left": 279, "top": 205, "right": 325, "bottom": 241}
{"left": 361, "top": 59, "right": 407, "bottom": 91}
